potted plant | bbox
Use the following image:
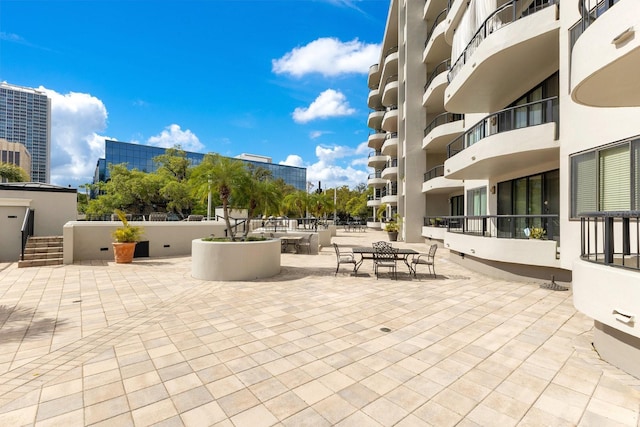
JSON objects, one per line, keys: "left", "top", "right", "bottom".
{"left": 385, "top": 213, "right": 401, "bottom": 241}
{"left": 112, "top": 209, "right": 144, "bottom": 263}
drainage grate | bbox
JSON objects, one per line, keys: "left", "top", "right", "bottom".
{"left": 540, "top": 275, "right": 569, "bottom": 291}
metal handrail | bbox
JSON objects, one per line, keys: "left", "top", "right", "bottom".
{"left": 20, "top": 207, "right": 34, "bottom": 261}
{"left": 425, "top": 214, "right": 560, "bottom": 241}
{"left": 425, "top": 8, "right": 449, "bottom": 47}
{"left": 424, "top": 59, "right": 451, "bottom": 90}
{"left": 368, "top": 151, "right": 384, "bottom": 158}
{"left": 569, "top": 0, "right": 621, "bottom": 53}
{"left": 423, "top": 165, "right": 445, "bottom": 182}
{"left": 448, "top": 0, "right": 557, "bottom": 83}
{"left": 580, "top": 210, "right": 640, "bottom": 270}
{"left": 386, "top": 132, "right": 398, "bottom": 140}
{"left": 424, "top": 112, "right": 464, "bottom": 137}
{"left": 386, "top": 158, "right": 398, "bottom": 168}
{"left": 446, "top": 96, "right": 558, "bottom": 158}
{"left": 368, "top": 171, "right": 382, "bottom": 179}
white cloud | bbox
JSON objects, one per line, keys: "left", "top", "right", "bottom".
{"left": 147, "top": 124, "right": 204, "bottom": 152}
{"left": 293, "top": 89, "right": 356, "bottom": 124}
{"left": 281, "top": 144, "right": 369, "bottom": 190}
{"left": 272, "top": 37, "right": 380, "bottom": 78}
{"left": 309, "top": 130, "right": 332, "bottom": 139}
{"left": 39, "top": 87, "right": 109, "bottom": 188}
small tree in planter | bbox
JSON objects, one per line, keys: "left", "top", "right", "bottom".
{"left": 112, "top": 209, "right": 144, "bottom": 263}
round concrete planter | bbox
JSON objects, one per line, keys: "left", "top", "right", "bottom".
{"left": 191, "top": 238, "right": 281, "bottom": 281}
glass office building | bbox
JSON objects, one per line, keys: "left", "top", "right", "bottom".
{"left": 0, "top": 83, "right": 51, "bottom": 183}
{"left": 94, "top": 139, "right": 306, "bottom": 190}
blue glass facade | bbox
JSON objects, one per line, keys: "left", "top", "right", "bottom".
{"left": 94, "top": 140, "right": 306, "bottom": 190}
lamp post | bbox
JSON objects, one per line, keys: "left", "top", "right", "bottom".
{"left": 207, "top": 176, "right": 212, "bottom": 221}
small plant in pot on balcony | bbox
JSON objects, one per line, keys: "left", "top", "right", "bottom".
{"left": 112, "top": 209, "right": 144, "bottom": 263}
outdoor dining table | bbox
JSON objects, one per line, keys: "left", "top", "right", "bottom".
{"left": 352, "top": 246, "right": 419, "bottom": 275}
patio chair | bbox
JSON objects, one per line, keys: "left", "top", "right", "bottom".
{"left": 374, "top": 245, "right": 397, "bottom": 280}
{"left": 187, "top": 214, "right": 203, "bottom": 221}
{"left": 149, "top": 212, "right": 167, "bottom": 221}
{"left": 333, "top": 243, "right": 357, "bottom": 276}
{"left": 372, "top": 241, "right": 392, "bottom": 251}
{"left": 411, "top": 244, "right": 438, "bottom": 277}
{"left": 297, "top": 234, "right": 312, "bottom": 254}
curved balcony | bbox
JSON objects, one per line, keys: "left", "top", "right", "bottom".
{"left": 571, "top": 0, "right": 640, "bottom": 107}
{"left": 424, "top": 0, "right": 449, "bottom": 22}
{"left": 445, "top": 1, "right": 559, "bottom": 113}
{"left": 381, "top": 132, "right": 398, "bottom": 157}
{"left": 381, "top": 158, "right": 398, "bottom": 181}
{"left": 445, "top": 97, "right": 559, "bottom": 180}
{"left": 367, "top": 151, "right": 387, "bottom": 169}
{"left": 422, "top": 69, "right": 447, "bottom": 112}
{"left": 380, "top": 47, "right": 399, "bottom": 91}
{"left": 368, "top": 131, "right": 386, "bottom": 150}
{"left": 423, "top": 9, "right": 449, "bottom": 66}
{"left": 381, "top": 193, "right": 398, "bottom": 206}
{"left": 367, "top": 196, "right": 382, "bottom": 207}
{"left": 367, "top": 88, "right": 382, "bottom": 110}
{"left": 422, "top": 165, "right": 463, "bottom": 193}
{"left": 423, "top": 112, "right": 464, "bottom": 152}
{"left": 367, "top": 171, "right": 386, "bottom": 188}
{"left": 444, "top": 0, "right": 468, "bottom": 45}
{"left": 444, "top": 214, "right": 561, "bottom": 268}
{"left": 381, "top": 107, "right": 398, "bottom": 132}
{"left": 382, "top": 76, "right": 399, "bottom": 107}
{"left": 367, "top": 110, "right": 385, "bottom": 130}
{"left": 368, "top": 63, "right": 380, "bottom": 90}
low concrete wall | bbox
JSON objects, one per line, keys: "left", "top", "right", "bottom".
{"left": 63, "top": 221, "right": 226, "bottom": 263}
{"left": 192, "top": 238, "right": 281, "bottom": 281}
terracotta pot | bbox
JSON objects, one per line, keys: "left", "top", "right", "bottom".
{"left": 113, "top": 242, "right": 137, "bottom": 263}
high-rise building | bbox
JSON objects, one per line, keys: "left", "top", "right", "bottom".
{"left": 0, "top": 83, "right": 51, "bottom": 183}
{"left": 368, "top": 0, "right": 640, "bottom": 377}
{"left": 94, "top": 139, "right": 307, "bottom": 191}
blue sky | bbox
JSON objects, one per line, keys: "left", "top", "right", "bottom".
{"left": 0, "top": 0, "right": 389, "bottom": 190}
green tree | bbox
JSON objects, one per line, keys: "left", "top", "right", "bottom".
{"left": 153, "top": 146, "right": 190, "bottom": 182}
{"left": 308, "top": 192, "right": 334, "bottom": 220}
{"left": 282, "top": 190, "right": 309, "bottom": 219}
{"left": 191, "top": 154, "right": 246, "bottom": 239}
{"left": 0, "top": 162, "right": 29, "bottom": 182}
{"left": 236, "top": 167, "right": 283, "bottom": 238}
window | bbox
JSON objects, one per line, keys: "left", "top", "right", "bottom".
{"left": 467, "top": 187, "right": 486, "bottom": 216}
{"left": 450, "top": 195, "right": 464, "bottom": 216}
{"left": 571, "top": 138, "right": 640, "bottom": 217}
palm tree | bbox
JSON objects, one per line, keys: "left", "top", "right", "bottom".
{"left": 192, "top": 154, "right": 246, "bottom": 239}
{"left": 236, "top": 167, "right": 283, "bottom": 238}
{"left": 308, "top": 192, "right": 334, "bottom": 225}
{"left": 283, "top": 190, "right": 309, "bottom": 219}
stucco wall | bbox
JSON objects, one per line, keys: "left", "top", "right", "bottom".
{"left": 0, "top": 189, "right": 77, "bottom": 237}
{"left": 0, "top": 200, "right": 30, "bottom": 262}
{"left": 63, "top": 221, "right": 227, "bottom": 263}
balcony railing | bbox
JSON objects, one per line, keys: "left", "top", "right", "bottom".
{"left": 424, "top": 112, "right": 464, "bottom": 137}
{"left": 580, "top": 211, "right": 640, "bottom": 271}
{"left": 447, "top": 97, "right": 558, "bottom": 158}
{"left": 368, "top": 151, "right": 383, "bottom": 158}
{"left": 386, "top": 132, "right": 398, "bottom": 140}
{"left": 569, "top": 0, "right": 621, "bottom": 53}
{"left": 424, "top": 59, "right": 451, "bottom": 90}
{"left": 423, "top": 165, "right": 444, "bottom": 182}
{"left": 425, "top": 8, "right": 449, "bottom": 48}
{"left": 425, "top": 214, "right": 560, "bottom": 241}
{"left": 386, "top": 158, "right": 398, "bottom": 168}
{"left": 448, "top": 0, "right": 558, "bottom": 83}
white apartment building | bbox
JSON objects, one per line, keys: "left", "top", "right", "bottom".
{"left": 367, "top": 0, "right": 640, "bottom": 378}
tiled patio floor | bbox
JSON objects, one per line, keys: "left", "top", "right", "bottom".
{"left": 0, "top": 230, "right": 638, "bottom": 426}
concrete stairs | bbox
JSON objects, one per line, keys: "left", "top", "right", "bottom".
{"left": 18, "top": 236, "right": 64, "bottom": 268}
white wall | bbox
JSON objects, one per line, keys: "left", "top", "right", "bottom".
{"left": 0, "top": 199, "right": 30, "bottom": 262}
{"left": 0, "top": 188, "right": 77, "bottom": 237}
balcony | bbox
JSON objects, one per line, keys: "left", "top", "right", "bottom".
{"left": 445, "top": 97, "right": 559, "bottom": 180}
{"left": 367, "top": 87, "right": 382, "bottom": 110}
{"left": 368, "top": 63, "right": 380, "bottom": 90}
{"left": 367, "top": 194, "right": 382, "bottom": 207}
{"left": 380, "top": 47, "right": 399, "bottom": 92}
{"left": 443, "top": 214, "right": 561, "bottom": 268}
{"left": 445, "top": 0, "right": 559, "bottom": 113}
{"left": 382, "top": 76, "right": 399, "bottom": 107}
{"left": 381, "top": 106, "right": 398, "bottom": 132}
{"left": 368, "top": 131, "right": 386, "bottom": 150}
{"left": 381, "top": 190, "right": 398, "bottom": 206}
{"left": 422, "top": 165, "right": 463, "bottom": 193}
{"left": 422, "top": 69, "right": 448, "bottom": 112}
{"left": 444, "top": 0, "right": 468, "bottom": 45}
{"left": 381, "top": 158, "right": 398, "bottom": 181}
{"left": 423, "top": 9, "right": 449, "bottom": 65}
{"left": 367, "top": 171, "right": 386, "bottom": 188}
{"left": 367, "top": 110, "right": 385, "bottom": 130}
{"left": 570, "top": 0, "right": 640, "bottom": 107}
{"left": 367, "top": 151, "right": 387, "bottom": 169}
{"left": 381, "top": 132, "right": 398, "bottom": 157}
{"left": 575, "top": 210, "right": 640, "bottom": 377}
{"left": 424, "top": 0, "right": 449, "bottom": 21}
{"left": 423, "top": 112, "right": 464, "bottom": 152}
